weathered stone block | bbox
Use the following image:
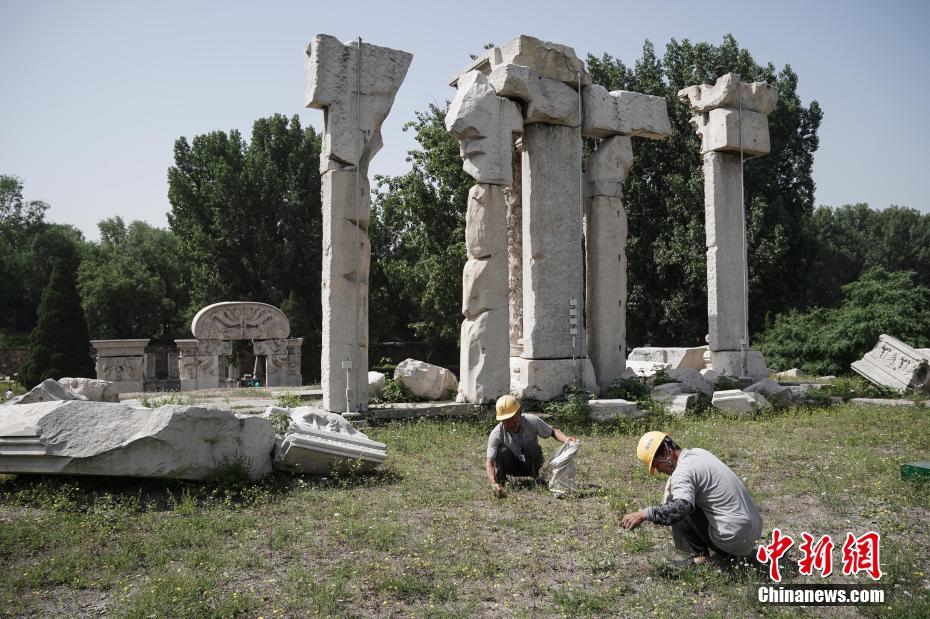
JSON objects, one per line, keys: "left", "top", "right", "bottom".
{"left": 743, "top": 378, "right": 793, "bottom": 405}
{"left": 665, "top": 368, "right": 715, "bottom": 397}
{"left": 57, "top": 377, "right": 118, "bottom": 403}
{"left": 851, "top": 335, "right": 930, "bottom": 392}
{"left": 490, "top": 35, "right": 589, "bottom": 87}
{"left": 466, "top": 184, "right": 508, "bottom": 260}
{"left": 710, "top": 350, "right": 769, "bottom": 380}
{"left": 581, "top": 85, "right": 672, "bottom": 139}
{"left": 17, "top": 379, "right": 85, "bottom": 404}
{"left": 584, "top": 136, "right": 633, "bottom": 198}
{"left": 510, "top": 357, "right": 598, "bottom": 402}
{"left": 626, "top": 346, "right": 708, "bottom": 375}
{"left": 521, "top": 124, "right": 584, "bottom": 359}
{"left": 588, "top": 399, "right": 646, "bottom": 421}
{"left": 677, "top": 73, "right": 777, "bottom": 115}
{"left": 446, "top": 71, "right": 523, "bottom": 185}
{"left": 651, "top": 382, "right": 692, "bottom": 397}
{"left": 305, "top": 34, "right": 412, "bottom": 168}
{"left": 652, "top": 393, "right": 699, "bottom": 416}
{"left": 322, "top": 169, "right": 371, "bottom": 227}
{"left": 712, "top": 389, "right": 769, "bottom": 414}
{"left": 462, "top": 258, "right": 508, "bottom": 318}
{"left": 691, "top": 108, "right": 770, "bottom": 157}
{"left": 394, "top": 359, "right": 458, "bottom": 400}
{"left": 0, "top": 401, "right": 274, "bottom": 479}
{"left": 457, "top": 310, "right": 509, "bottom": 403}
{"left": 488, "top": 64, "right": 579, "bottom": 126}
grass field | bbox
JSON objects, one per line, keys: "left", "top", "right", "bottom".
{"left": 0, "top": 403, "right": 928, "bottom": 617}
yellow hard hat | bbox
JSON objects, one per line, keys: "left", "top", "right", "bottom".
{"left": 495, "top": 394, "right": 521, "bottom": 421}
{"left": 636, "top": 431, "right": 668, "bottom": 476}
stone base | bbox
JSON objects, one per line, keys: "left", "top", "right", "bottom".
{"left": 510, "top": 357, "right": 598, "bottom": 401}
{"left": 709, "top": 350, "right": 768, "bottom": 380}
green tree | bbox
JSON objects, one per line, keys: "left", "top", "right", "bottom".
{"left": 757, "top": 268, "right": 930, "bottom": 375}
{"left": 167, "top": 114, "right": 323, "bottom": 378}
{"left": 369, "top": 104, "right": 472, "bottom": 357}
{"left": 586, "top": 35, "right": 823, "bottom": 346}
{"left": 78, "top": 217, "right": 189, "bottom": 339}
{"left": 0, "top": 175, "right": 49, "bottom": 334}
{"left": 20, "top": 259, "right": 95, "bottom": 387}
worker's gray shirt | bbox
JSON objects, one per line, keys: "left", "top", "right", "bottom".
{"left": 486, "top": 414, "right": 553, "bottom": 460}
{"left": 658, "top": 448, "right": 762, "bottom": 555}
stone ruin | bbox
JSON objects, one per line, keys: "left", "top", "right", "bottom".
{"left": 92, "top": 301, "right": 303, "bottom": 393}
{"left": 305, "top": 34, "right": 413, "bottom": 413}
{"left": 445, "top": 35, "right": 673, "bottom": 402}
{"left": 679, "top": 73, "right": 776, "bottom": 380}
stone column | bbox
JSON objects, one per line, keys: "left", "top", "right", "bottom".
{"left": 505, "top": 136, "right": 523, "bottom": 357}
{"left": 254, "top": 339, "right": 288, "bottom": 387}
{"left": 175, "top": 339, "right": 200, "bottom": 392}
{"left": 446, "top": 70, "right": 522, "bottom": 403}
{"left": 91, "top": 339, "right": 148, "bottom": 394}
{"left": 306, "top": 34, "right": 412, "bottom": 413}
{"left": 679, "top": 73, "right": 777, "bottom": 378}
{"left": 579, "top": 85, "right": 672, "bottom": 392}
{"left": 286, "top": 338, "right": 303, "bottom": 387}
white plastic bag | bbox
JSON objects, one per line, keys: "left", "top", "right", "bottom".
{"left": 548, "top": 440, "right": 580, "bottom": 496}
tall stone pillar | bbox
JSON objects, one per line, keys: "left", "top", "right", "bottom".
{"left": 580, "top": 85, "right": 672, "bottom": 392}
{"left": 679, "top": 73, "right": 777, "bottom": 378}
{"left": 305, "top": 34, "right": 412, "bottom": 412}
{"left": 445, "top": 70, "right": 522, "bottom": 403}
{"left": 505, "top": 137, "right": 523, "bottom": 357}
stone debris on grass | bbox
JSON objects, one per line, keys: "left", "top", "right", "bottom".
{"left": 15, "top": 378, "right": 86, "bottom": 405}
{"left": 368, "top": 371, "right": 386, "bottom": 398}
{"left": 743, "top": 378, "right": 794, "bottom": 405}
{"left": 394, "top": 358, "right": 458, "bottom": 400}
{"left": 664, "top": 368, "right": 715, "bottom": 397}
{"left": 652, "top": 393, "right": 699, "bottom": 416}
{"left": 851, "top": 334, "right": 930, "bottom": 393}
{"left": 773, "top": 368, "right": 803, "bottom": 379}
{"left": 0, "top": 400, "right": 274, "bottom": 480}
{"left": 711, "top": 389, "right": 770, "bottom": 414}
{"left": 588, "top": 399, "right": 646, "bottom": 421}
{"left": 264, "top": 405, "right": 387, "bottom": 475}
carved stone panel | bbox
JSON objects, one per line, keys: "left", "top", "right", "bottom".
{"left": 191, "top": 302, "right": 290, "bottom": 341}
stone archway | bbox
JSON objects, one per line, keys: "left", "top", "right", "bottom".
{"left": 176, "top": 302, "right": 302, "bottom": 390}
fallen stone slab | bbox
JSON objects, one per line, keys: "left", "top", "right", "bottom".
{"left": 394, "top": 359, "right": 458, "bottom": 400}
{"left": 665, "top": 368, "right": 715, "bottom": 397}
{"left": 58, "top": 377, "right": 119, "bottom": 402}
{"left": 743, "top": 378, "right": 793, "bottom": 405}
{"left": 651, "top": 382, "right": 692, "bottom": 398}
{"left": 0, "top": 401, "right": 274, "bottom": 480}
{"left": 17, "top": 379, "right": 86, "bottom": 405}
{"left": 652, "top": 393, "right": 699, "bottom": 416}
{"left": 849, "top": 398, "right": 930, "bottom": 408}
{"left": 851, "top": 334, "right": 930, "bottom": 393}
{"left": 266, "top": 406, "right": 387, "bottom": 475}
{"left": 626, "top": 346, "right": 708, "bottom": 376}
{"left": 712, "top": 389, "right": 769, "bottom": 414}
{"left": 588, "top": 399, "right": 646, "bottom": 421}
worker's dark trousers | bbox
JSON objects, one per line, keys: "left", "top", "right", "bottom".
{"left": 492, "top": 443, "right": 544, "bottom": 484}
{"left": 671, "top": 507, "right": 728, "bottom": 557}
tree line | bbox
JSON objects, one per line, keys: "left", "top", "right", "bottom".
{"left": 3, "top": 36, "right": 929, "bottom": 387}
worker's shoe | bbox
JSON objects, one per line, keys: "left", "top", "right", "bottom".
{"left": 668, "top": 553, "right": 709, "bottom": 568}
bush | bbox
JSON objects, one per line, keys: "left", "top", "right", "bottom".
{"left": 757, "top": 268, "right": 930, "bottom": 375}
{"left": 603, "top": 376, "right": 650, "bottom": 401}
{"left": 375, "top": 377, "right": 421, "bottom": 404}
{"left": 275, "top": 391, "right": 302, "bottom": 409}
{"left": 543, "top": 388, "right": 593, "bottom": 428}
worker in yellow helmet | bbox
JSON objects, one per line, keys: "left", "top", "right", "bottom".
{"left": 620, "top": 431, "right": 762, "bottom": 567}
{"left": 485, "top": 394, "right": 576, "bottom": 497}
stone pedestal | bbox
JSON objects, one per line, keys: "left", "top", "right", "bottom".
{"left": 91, "top": 339, "right": 149, "bottom": 394}
{"left": 286, "top": 338, "right": 303, "bottom": 387}
{"left": 510, "top": 357, "right": 598, "bottom": 401}
{"left": 254, "top": 340, "right": 289, "bottom": 388}
{"left": 176, "top": 339, "right": 229, "bottom": 391}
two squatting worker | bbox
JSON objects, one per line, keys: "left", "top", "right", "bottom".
{"left": 621, "top": 432, "right": 762, "bottom": 565}
{"left": 485, "top": 394, "right": 575, "bottom": 497}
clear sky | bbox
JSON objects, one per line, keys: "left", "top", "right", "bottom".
{"left": 2, "top": 0, "right": 928, "bottom": 240}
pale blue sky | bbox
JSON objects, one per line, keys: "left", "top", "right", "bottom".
{"left": 2, "top": 0, "right": 928, "bottom": 240}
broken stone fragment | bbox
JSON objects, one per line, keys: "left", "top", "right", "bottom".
{"left": 664, "top": 368, "right": 715, "bottom": 397}
{"left": 487, "top": 64, "right": 579, "bottom": 126}
{"left": 743, "top": 378, "right": 794, "bottom": 405}
{"left": 581, "top": 84, "right": 672, "bottom": 139}
{"left": 394, "top": 359, "right": 458, "bottom": 400}
{"left": 677, "top": 73, "right": 777, "bottom": 115}
{"left": 583, "top": 136, "right": 633, "bottom": 198}
{"left": 588, "top": 399, "right": 646, "bottom": 421}
{"left": 689, "top": 108, "right": 771, "bottom": 156}
{"left": 851, "top": 334, "right": 930, "bottom": 392}
{"left": 0, "top": 401, "right": 275, "bottom": 480}
{"left": 712, "top": 389, "right": 769, "bottom": 414}
{"left": 305, "top": 34, "right": 413, "bottom": 168}
{"left": 446, "top": 71, "right": 523, "bottom": 185}
{"left": 17, "top": 379, "right": 86, "bottom": 404}
{"left": 652, "top": 393, "right": 699, "bottom": 416}
{"left": 490, "top": 35, "right": 590, "bottom": 87}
